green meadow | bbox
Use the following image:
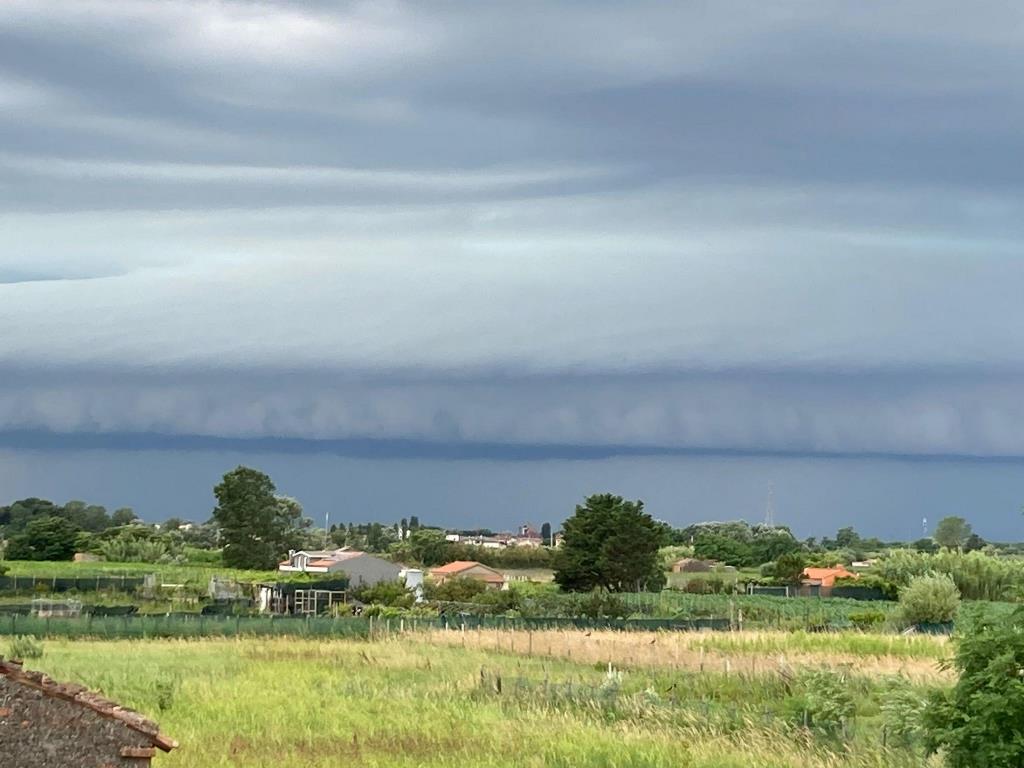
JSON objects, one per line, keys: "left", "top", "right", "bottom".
{"left": 25, "top": 631, "right": 947, "bottom": 768}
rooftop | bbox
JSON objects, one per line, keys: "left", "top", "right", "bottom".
{"left": 0, "top": 656, "right": 177, "bottom": 753}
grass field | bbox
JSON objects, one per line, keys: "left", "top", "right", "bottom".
{"left": 422, "top": 627, "right": 951, "bottom": 682}
{"left": 20, "top": 630, "right": 948, "bottom": 767}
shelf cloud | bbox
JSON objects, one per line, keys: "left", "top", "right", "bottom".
{"left": 3, "top": 0, "right": 1024, "bottom": 465}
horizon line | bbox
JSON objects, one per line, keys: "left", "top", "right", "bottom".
{"left": 1, "top": 429, "right": 1023, "bottom": 465}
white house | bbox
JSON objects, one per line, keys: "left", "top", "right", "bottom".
{"left": 278, "top": 548, "right": 401, "bottom": 587}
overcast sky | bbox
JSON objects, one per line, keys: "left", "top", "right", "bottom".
{"left": 2, "top": 2, "right": 1024, "bottom": 537}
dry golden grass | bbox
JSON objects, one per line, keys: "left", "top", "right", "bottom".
{"left": 416, "top": 627, "right": 952, "bottom": 683}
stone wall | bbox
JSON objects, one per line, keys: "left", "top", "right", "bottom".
{"left": 0, "top": 677, "right": 156, "bottom": 768}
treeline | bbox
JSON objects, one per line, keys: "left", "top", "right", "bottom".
{"left": 327, "top": 520, "right": 554, "bottom": 569}
{"left": 0, "top": 498, "right": 138, "bottom": 562}
{"left": 328, "top": 516, "right": 424, "bottom": 553}
{"left": 1, "top": 498, "right": 138, "bottom": 536}
{"left": 674, "top": 516, "right": 1000, "bottom": 570}
{"left": 876, "top": 549, "right": 1024, "bottom": 602}
{"left": 386, "top": 529, "right": 553, "bottom": 569}
{"left": 0, "top": 497, "right": 221, "bottom": 565}
{"left": 678, "top": 521, "right": 804, "bottom": 567}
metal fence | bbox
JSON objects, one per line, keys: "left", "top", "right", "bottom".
{"left": 442, "top": 615, "right": 733, "bottom": 632}
{"left": 0, "top": 613, "right": 375, "bottom": 639}
{"left": 0, "top": 575, "right": 146, "bottom": 594}
{"left": 0, "top": 611, "right": 953, "bottom": 639}
{"left": 0, "top": 613, "right": 740, "bottom": 640}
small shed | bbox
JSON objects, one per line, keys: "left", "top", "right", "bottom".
{"left": 0, "top": 656, "right": 177, "bottom": 767}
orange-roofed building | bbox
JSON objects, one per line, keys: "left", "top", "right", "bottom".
{"left": 430, "top": 561, "right": 506, "bottom": 590}
{"left": 801, "top": 564, "right": 859, "bottom": 587}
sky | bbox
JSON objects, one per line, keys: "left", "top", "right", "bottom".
{"left": 2, "top": 1, "right": 1024, "bottom": 538}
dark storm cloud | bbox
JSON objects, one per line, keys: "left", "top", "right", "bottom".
{"left": 2, "top": 1, "right": 1024, "bottom": 461}
{"left": 2, "top": 366, "right": 1024, "bottom": 459}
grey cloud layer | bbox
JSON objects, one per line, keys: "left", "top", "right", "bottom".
{"left": 1, "top": 1, "right": 1022, "bottom": 456}
{"left": 3, "top": 368, "right": 1024, "bottom": 459}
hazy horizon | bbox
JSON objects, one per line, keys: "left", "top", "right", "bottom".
{"left": 3, "top": 443, "right": 1022, "bottom": 541}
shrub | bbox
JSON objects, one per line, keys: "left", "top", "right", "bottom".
{"left": 574, "top": 591, "right": 627, "bottom": 619}
{"left": 791, "top": 669, "right": 856, "bottom": 732}
{"left": 879, "top": 680, "right": 927, "bottom": 746}
{"left": 848, "top": 609, "right": 886, "bottom": 630}
{"left": 8, "top": 635, "right": 43, "bottom": 660}
{"left": 771, "top": 552, "right": 806, "bottom": 584}
{"left": 878, "top": 549, "right": 1022, "bottom": 601}
{"left": 683, "top": 578, "right": 707, "bottom": 594}
{"left": 470, "top": 588, "right": 521, "bottom": 614}
{"left": 425, "top": 576, "right": 488, "bottom": 603}
{"left": 356, "top": 579, "right": 415, "bottom": 609}
{"left": 693, "top": 532, "right": 754, "bottom": 567}
{"left": 923, "top": 606, "right": 1024, "bottom": 766}
{"left": 183, "top": 547, "right": 222, "bottom": 566}
{"left": 899, "top": 573, "right": 960, "bottom": 626}
{"left": 5, "top": 516, "right": 81, "bottom": 561}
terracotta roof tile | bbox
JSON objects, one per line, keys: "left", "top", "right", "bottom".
{"left": 430, "top": 560, "right": 483, "bottom": 574}
{"left": 0, "top": 657, "right": 177, "bottom": 752}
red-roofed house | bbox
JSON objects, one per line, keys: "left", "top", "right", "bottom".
{"left": 801, "top": 564, "right": 859, "bottom": 588}
{"left": 430, "top": 561, "right": 506, "bottom": 590}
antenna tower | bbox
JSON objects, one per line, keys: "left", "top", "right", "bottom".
{"left": 763, "top": 484, "right": 776, "bottom": 528}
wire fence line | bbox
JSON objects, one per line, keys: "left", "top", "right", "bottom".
{"left": 0, "top": 613, "right": 746, "bottom": 640}
{"left": 0, "top": 575, "right": 147, "bottom": 594}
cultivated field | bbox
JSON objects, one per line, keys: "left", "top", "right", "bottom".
{"left": 422, "top": 627, "right": 951, "bottom": 683}
{"left": 25, "top": 630, "right": 948, "bottom": 767}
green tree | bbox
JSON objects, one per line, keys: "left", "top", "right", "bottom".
{"left": 391, "top": 528, "right": 450, "bottom": 566}
{"left": 61, "top": 501, "right": 111, "bottom": 533}
{"left": 110, "top": 507, "right": 138, "bottom": 527}
{"left": 540, "top": 522, "right": 552, "bottom": 546}
{"left": 962, "top": 532, "right": 986, "bottom": 553}
{"left": 693, "top": 532, "right": 754, "bottom": 567}
{"left": 553, "top": 493, "right": 666, "bottom": 592}
{"left": 912, "top": 537, "right": 939, "bottom": 553}
{"left": 212, "top": 467, "right": 308, "bottom": 570}
{"left": 771, "top": 552, "right": 806, "bottom": 584}
{"left": 5, "top": 516, "right": 81, "bottom": 561}
{"left": 426, "top": 576, "right": 488, "bottom": 602}
{"left": 834, "top": 526, "right": 861, "bottom": 549}
{"left": 750, "top": 526, "right": 802, "bottom": 564}
{"left": 0, "top": 498, "right": 62, "bottom": 535}
{"left": 924, "top": 606, "right": 1024, "bottom": 766}
{"left": 934, "top": 516, "right": 972, "bottom": 551}
{"left": 163, "top": 517, "right": 184, "bottom": 531}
